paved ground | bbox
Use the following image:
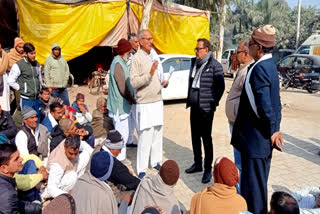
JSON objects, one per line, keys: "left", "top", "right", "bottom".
{"left": 70, "top": 78, "right": 320, "bottom": 211}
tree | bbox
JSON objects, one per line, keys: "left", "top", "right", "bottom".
{"left": 140, "top": 0, "right": 154, "bottom": 30}
{"left": 230, "top": 0, "right": 319, "bottom": 50}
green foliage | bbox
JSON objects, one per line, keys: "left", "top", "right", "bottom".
{"left": 172, "top": 0, "right": 319, "bottom": 50}
{"left": 229, "top": 0, "right": 319, "bottom": 49}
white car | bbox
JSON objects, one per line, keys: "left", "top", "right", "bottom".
{"left": 159, "top": 54, "right": 194, "bottom": 100}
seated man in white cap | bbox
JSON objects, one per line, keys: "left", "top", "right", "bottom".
{"left": 97, "top": 129, "right": 140, "bottom": 202}
{"left": 72, "top": 151, "right": 131, "bottom": 214}
{"left": 42, "top": 134, "right": 92, "bottom": 199}
{"left": 15, "top": 106, "right": 49, "bottom": 159}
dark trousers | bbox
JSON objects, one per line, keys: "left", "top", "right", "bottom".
{"left": 51, "top": 88, "right": 70, "bottom": 106}
{"left": 241, "top": 154, "right": 272, "bottom": 214}
{"left": 190, "top": 107, "right": 214, "bottom": 172}
{"left": 18, "top": 160, "right": 42, "bottom": 202}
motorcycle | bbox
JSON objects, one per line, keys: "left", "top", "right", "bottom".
{"left": 280, "top": 69, "right": 320, "bottom": 93}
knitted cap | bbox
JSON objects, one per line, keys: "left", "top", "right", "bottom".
{"left": 14, "top": 37, "right": 24, "bottom": 48}
{"left": 76, "top": 93, "right": 85, "bottom": 101}
{"left": 90, "top": 151, "right": 114, "bottom": 181}
{"left": 115, "top": 38, "right": 132, "bottom": 55}
{"left": 213, "top": 157, "right": 239, "bottom": 187}
{"left": 159, "top": 160, "right": 180, "bottom": 186}
{"left": 21, "top": 106, "right": 37, "bottom": 120}
{"left": 251, "top": 24, "right": 276, "bottom": 48}
{"left": 141, "top": 207, "right": 161, "bottom": 214}
{"left": 104, "top": 129, "right": 124, "bottom": 150}
{"left": 52, "top": 43, "right": 61, "bottom": 50}
{"left": 43, "top": 193, "right": 76, "bottom": 214}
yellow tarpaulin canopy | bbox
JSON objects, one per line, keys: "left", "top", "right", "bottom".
{"left": 130, "top": 2, "right": 210, "bottom": 55}
{"left": 17, "top": 0, "right": 127, "bottom": 64}
{"left": 17, "top": 0, "right": 210, "bottom": 64}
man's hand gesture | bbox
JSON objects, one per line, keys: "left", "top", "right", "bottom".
{"left": 150, "top": 61, "right": 159, "bottom": 77}
{"left": 270, "top": 131, "right": 284, "bottom": 152}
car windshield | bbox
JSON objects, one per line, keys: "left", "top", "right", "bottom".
{"left": 296, "top": 46, "right": 310, "bottom": 54}
{"left": 280, "top": 56, "right": 295, "bottom": 67}
{"left": 222, "top": 51, "right": 229, "bottom": 59}
{"left": 162, "top": 58, "right": 180, "bottom": 73}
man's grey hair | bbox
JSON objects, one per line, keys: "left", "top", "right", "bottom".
{"left": 64, "top": 135, "right": 81, "bottom": 149}
{"left": 128, "top": 33, "right": 137, "bottom": 41}
{"left": 138, "top": 30, "right": 149, "bottom": 40}
{"left": 243, "top": 40, "right": 249, "bottom": 52}
{"left": 59, "top": 118, "right": 73, "bottom": 132}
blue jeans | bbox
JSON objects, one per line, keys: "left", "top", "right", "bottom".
{"left": 18, "top": 160, "right": 42, "bottom": 202}
{"left": 51, "top": 88, "right": 70, "bottom": 106}
{"left": 230, "top": 124, "right": 242, "bottom": 194}
{"left": 21, "top": 98, "right": 41, "bottom": 124}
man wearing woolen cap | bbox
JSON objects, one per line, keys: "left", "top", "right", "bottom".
{"left": 107, "top": 39, "right": 136, "bottom": 163}
{"left": 44, "top": 43, "right": 70, "bottom": 106}
{"left": 231, "top": 25, "right": 283, "bottom": 214}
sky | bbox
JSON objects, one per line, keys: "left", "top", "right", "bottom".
{"left": 286, "top": 0, "right": 320, "bottom": 9}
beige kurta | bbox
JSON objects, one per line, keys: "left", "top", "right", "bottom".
{"left": 71, "top": 172, "right": 118, "bottom": 214}
{"left": 129, "top": 174, "right": 180, "bottom": 214}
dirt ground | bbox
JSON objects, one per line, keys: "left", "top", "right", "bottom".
{"left": 69, "top": 78, "right": 320, "bottom": 210}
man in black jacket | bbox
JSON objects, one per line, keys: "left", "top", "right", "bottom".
{"left": 0, "top": 104, "right": 18, "bottom": 142}
{"left": 0, "top": 144, "right": 41, "bottom": 214}
{"left": 185, "top": 38, "right": 225, "bottom": 183}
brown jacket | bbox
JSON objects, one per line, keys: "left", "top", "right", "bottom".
{"left": 225, "top": 60, "right": 254, "bottom": 124}
{"left": 190, "top": 183, "right": 247, "bottom": 214}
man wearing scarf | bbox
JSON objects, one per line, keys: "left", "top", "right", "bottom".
{"left": 8, "top": 38, "right": 25, "bottom": 118}
{"left": 129, "top": 160, "right": 181, "bottom": 214}
{"left": 0, "top": 42, "right": 10, "bottom": 112}
{"left": 231, "top": 25, "right": 283, "bottom": 214}
{"left": 186, "top": 38, "right": 225, "bottom": 184}
{"left": 72, "top": 151, "right": 131, "bottom": 214}
{"left": 189, "top": 157, "right": 247, "bottom": 214}
{"left": 8, "top": 37, "right": 25, "bottom": 70}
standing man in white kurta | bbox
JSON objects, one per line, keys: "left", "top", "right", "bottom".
{"left": 130, "top": 30, "right": 168, "bottom": 179}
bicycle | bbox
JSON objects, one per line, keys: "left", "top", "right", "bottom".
{"left": 88, "top": 70, "right": 109, "bottom": 95}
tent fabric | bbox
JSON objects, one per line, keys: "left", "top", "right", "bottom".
{"left": 17, "top": 0, "right": 209, "bottom": 63}
{"left": 17, "top": 0, "right": 127, "bottom": 64}
{"left": 129, "top": 0, "right": 210, "bottom": 55}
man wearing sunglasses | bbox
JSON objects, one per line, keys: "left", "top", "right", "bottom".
{"left": 225, "top": 40, "right": 254, "bottom": 193}
{"left": 231, "top": 25, "right": 283, "bottom": 214}
{"left": 185, "top": 38, "right": 225, "bottom": 184}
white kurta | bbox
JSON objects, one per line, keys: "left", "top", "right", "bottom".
{"left": 42, "top": 140, "right": 92, "bottom": 199}
{"left": 136, "top": 101, "right": 164, "bottom": 174}
{"left": 132, "top": 49, "right": 165, "bottom": 174}
{"left": 0, "top": 73, "right": 10, "bottom": 111}
{"left": 109, "top": 111, "right": 129, "bottom": 161}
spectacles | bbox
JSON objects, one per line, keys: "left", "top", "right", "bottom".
{"left": 142, "top": 37, "right": 153, "bottom": 42}
{"left": 194, "top": 47, "right": 206, "bottom": 52}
